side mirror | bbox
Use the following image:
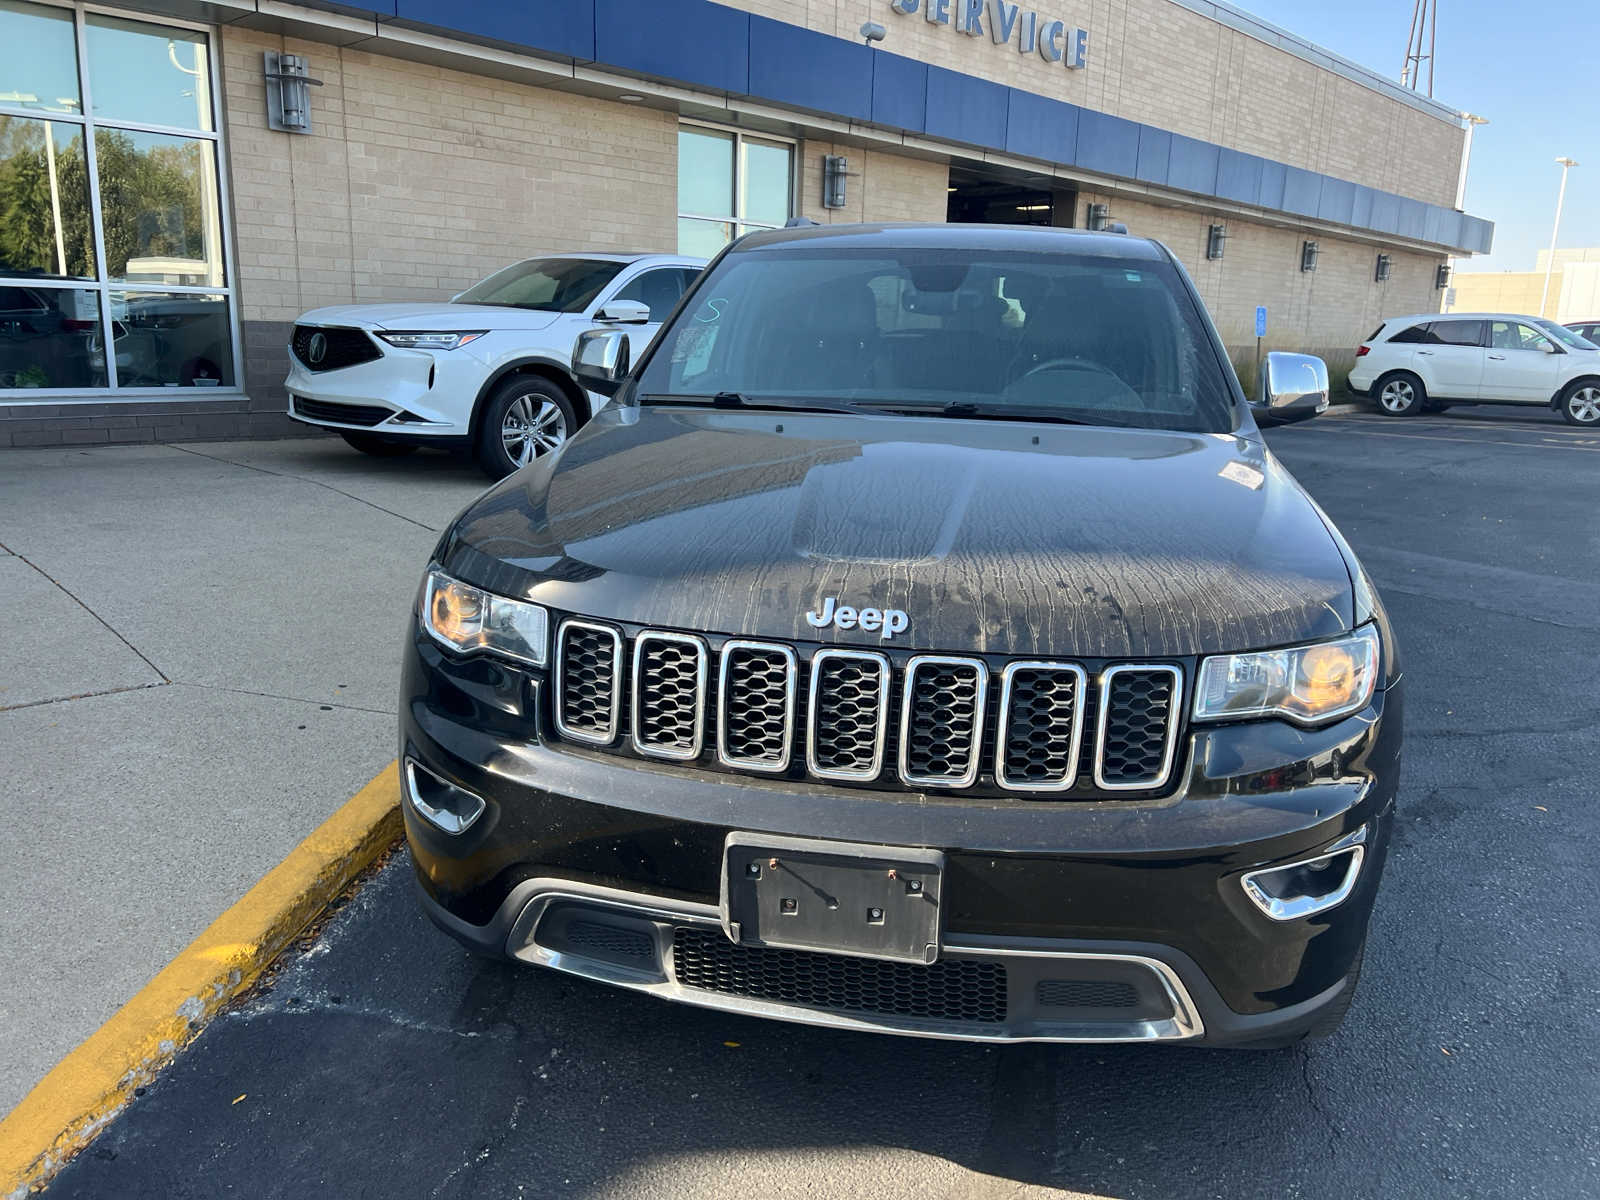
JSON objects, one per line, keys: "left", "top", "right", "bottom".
{"left": 1543, "top": 341, "right": 1560, "bottom": 354}
{"left": 572, "top": 328, "right": 631, "bottom": 397}
{"left": 1252, "top": 352, "right": 1329, "bottom": 427}
{"left": 593, "top": 299, "right": 651, "bottom": 325}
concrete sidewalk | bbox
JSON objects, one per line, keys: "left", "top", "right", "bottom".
{"left": 0, "top": 438, "right": 489, "bottom": 1116}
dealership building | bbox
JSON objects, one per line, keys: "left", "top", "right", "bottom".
{"left": 0, "top": 0, "right": 1494, "bottom": 446}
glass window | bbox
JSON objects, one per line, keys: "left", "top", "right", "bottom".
{"left": 1535, "top": 318, "right": 1595, "bottom": 350}
{"left": 676, "top": 124, "right": 793, "bottom": 257}
{"left": 1430, "top": 320, "right": 1484, "bottom": 347}
{"left": 112, "top": 290, "right": 231, "bottom": 386}
{"left": 0, "top": 0, "right": 81, "bottom": 115}
{"left": 610, "top": 268, "right": 694, "bottom": 321}
{"left": 741, "top": 137, "right": 792, "bottom": 228}
{"left": 96, "top": 128, "right": 223, "bottom": 286}
{"left": 639, "top": 245, "right": 1235, "bottom": 433}
{"left": 1388, "top": 323, "right": 1430, "bottom": 344}
{"left": 85, "top": 14, "right": 212, "bottom": 131}
{"left": 453, "top": 257, "right": 625, "bottom": 312}
{"left": 1490, "top": 321, "right": 1551, "bottom": 352}
{"left": 0, "top": 10, "right": 234, "bottom": 395}
{"left": 0, "top": 116, "right": 94, "bottom": 279}
{"left": 0, "top": 285, "right": 105, "bottom": 387}
{"left": 678, "top": 127, "right": 732, "bottom": 219}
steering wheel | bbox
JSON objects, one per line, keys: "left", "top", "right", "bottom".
{"left": 1017, "top": 356, "right": 1121, "bottom": 384}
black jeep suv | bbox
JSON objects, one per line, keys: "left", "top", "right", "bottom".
{"left": 400, "top": 224, "right": 1399, "bottom": 1048}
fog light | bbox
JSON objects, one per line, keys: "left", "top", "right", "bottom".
{"left": 404, "top": 758, "right": 486, "bottom": 835}
{"left": 1241, "top": 826, "right": 1367, "bottom": 921}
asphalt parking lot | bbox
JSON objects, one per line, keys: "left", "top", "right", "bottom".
{"left": 35, "top": 408, "right": 1600, "bottom": 1198}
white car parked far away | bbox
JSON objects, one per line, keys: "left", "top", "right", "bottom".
{"left": 285, "top": 253, "right": 705, "bottom": 476}
{"left": 1348, "top": 312, "right": 1600, "bottom": 425}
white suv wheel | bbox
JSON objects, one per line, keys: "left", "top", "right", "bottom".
{"left": 501, "top": 395, "right": 569, "bottom": 466}
{"left": 1563, "top": 384, "right": 1600, "bottom": 426}
{"left": 1377, "top": 376, "right": 1420, "bottom": 416}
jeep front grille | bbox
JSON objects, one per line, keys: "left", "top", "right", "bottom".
{"left": 553, "top": 621, "right": 1185, "bottom": 798}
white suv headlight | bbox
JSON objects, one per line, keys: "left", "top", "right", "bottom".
{"left": 1193, "top": 626, "right": 1379, "bottom": 726}
{"left": 422, "top": 569, "right": 547, "bottom": 666}
{"left": 377, "top": 331, "right": 486, "bottom": 351}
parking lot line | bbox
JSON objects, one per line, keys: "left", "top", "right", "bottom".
{"left": 1284, "top": 420, "right": 1600, "bottom": 454}
{"left": 0, "top": 762, "right": 402, "bottom": 1199}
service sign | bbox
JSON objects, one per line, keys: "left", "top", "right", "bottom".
{"left": 889, "top": 0, "right": 1088, "bottom": 70}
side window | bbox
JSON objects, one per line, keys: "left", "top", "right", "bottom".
{"left": 1388, "top": 323, "right": 1431, "bottom": 344}
{"left": 1431, "top": 320, "right": 1485, "bottom": 347}
{"left": 611, "top": 269, "right": 692, "bottom": 321}
{"left": 1491, "top": 321, "right": 1552, "bottom": 352}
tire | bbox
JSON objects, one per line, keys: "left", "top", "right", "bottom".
{"left": 475, "top": 375, "right": 576, "bottom": 480}
{"left": 340, "top": 430, "right": 418, "bottom": 457}
{"left": 1559, "top": 380, "right": 1600, "bottom": 427}
{"left": 1374, "top": 372, "right": 1425, "bottom": 417}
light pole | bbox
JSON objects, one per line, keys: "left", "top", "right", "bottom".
{"left": 1454, "top": 113, "right": 1488, "bottom": 210}
{"left": 1540, "top": 156, "right": 1578, "bottom": 318}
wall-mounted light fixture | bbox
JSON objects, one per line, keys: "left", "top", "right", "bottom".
{"left": 1300, "top": 240, "right": 1319, "bottom": 272}
{"left": 822, "top": 155, "right": 851, "bottom": 209}
{"left": 1087, "top": 202, "right": 1110, "bottom": 231}
{"left": 1206, "top": 223, "right": 1227, "bottom": 260}
{"left": 1375, "top": 253, "right": 1393, "bottom": 282}
{"left": 264, "top": 52, "right": 323, "bottom": 134}
{"left": 1435, "top": 263, "right": 1452, "bottom": 290}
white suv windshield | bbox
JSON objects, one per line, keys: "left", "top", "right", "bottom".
{"left": 455, "top": 258, "right": 625, "bottom": 312}
{"left": 1535, "top": 319, "right": 1598, "bottom": 351}
{"left": 636, "top": 246, "right": 1236, "bottom": 433}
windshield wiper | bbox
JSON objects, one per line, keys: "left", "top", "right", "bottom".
{"left": 866, "top": 401, "right": 1097, "bottom": 426}
{"left": 641, "top": 393, "right": 869, "bottom": 415}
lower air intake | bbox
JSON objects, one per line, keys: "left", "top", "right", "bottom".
{"left": 671, "top": 928, "right": 1007, "bottom": 1023}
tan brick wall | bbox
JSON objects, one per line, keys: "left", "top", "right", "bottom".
{"left": 727, "top": 0, "right": 1463, "bottom": 207}
{"left": 221, "top": 27, "right": 678, "bottom": 323}
{"left": 1078, "top": 190, "right": 1444, "bottom": 370}
{"left": 798, "top": 142, "right": 950, "bottom": 224}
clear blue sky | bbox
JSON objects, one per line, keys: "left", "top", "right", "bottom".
{"left": 1236, "top": 0, "right": 1594, "bottom": 271}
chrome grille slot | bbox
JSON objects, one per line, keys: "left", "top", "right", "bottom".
{"left": 631, "top": 632, "right": 707, "bottom": 760}
{"left": 899, "top": 656, "right": 987, "bottom": 788}
{"left": 996, "top": 662, "right": 1086, "bottom": 791}
{"left": 553, "top": 620, "right": 623, "bottom": 745}
{"left": 807, "top": 650, "right": 890, "bottom": 781}
{"left": 1094, "top": 665, "right": 1182, "bottom": 790}
{"left": 718, "top": 641, "right": 797, "bottom": 772}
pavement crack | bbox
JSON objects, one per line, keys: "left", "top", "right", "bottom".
{"left": 7, "top": 550, "right": 170, "bottom": 682}
{"left": 166, "top": 443, "right": 443, "bottom": 533}
{"left": 1297, "top": 1045, "right": 1342, "bottom": 1151}
{"left": 0, "top": 681, "right": 168, "bottom": 714}
{"left": 172, "top": 681, "right": 397, "bottom": 716}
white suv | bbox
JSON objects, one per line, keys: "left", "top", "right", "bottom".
{"left": 285, "top": 253, "right": 704, "bottom": 476}
{"left": 1349, "top": 312, "right": 1600, "bottom": 425}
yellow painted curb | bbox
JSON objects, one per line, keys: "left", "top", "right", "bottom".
{"left": 0, "top": 761, "right": 403, "bottom": 1198}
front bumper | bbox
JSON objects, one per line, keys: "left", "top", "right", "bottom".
{"left": 401, "top": 626, "right": 1401, "bottom": 1046}
{"left": 284, "top": 336, "right": 487, "bottom": 437}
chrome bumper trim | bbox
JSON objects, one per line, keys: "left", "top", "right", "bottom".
{"left": 499, "top": 877, "right": 1204, "bottom": 1044}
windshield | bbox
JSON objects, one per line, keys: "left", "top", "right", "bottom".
{"left": 634, "top": 244, "right": 1236, "bottom": 433}
{"left": 1535, "top": 318, "right": 1599, "bottom": 351}
{"left": 454, "top": 258, "right": 625, "bottom": 312}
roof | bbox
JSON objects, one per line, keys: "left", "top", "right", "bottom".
{"left": 535, "top": 252, "right": 705, "bottom": 265}
{"left": 1384, "top": 312, "right": 1574, "bottom": 324}
{"left": 731, "top": 223, "right": 1169, "bottom": 261}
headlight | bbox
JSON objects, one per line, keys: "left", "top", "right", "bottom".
{"left": 1193, "top": 626, "right": 1379, "bottom": 725}
{"left": 421, "top": 570, "right": 547, "bottom": 666}
{"left": 376, "top": 331, "right": 486, "bottom": 351}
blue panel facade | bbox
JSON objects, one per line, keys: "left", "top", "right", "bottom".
{"left": 1076, "top": 109, "right": 1140, "bottom": 180}
{"left": 394, "top": 0, "right": 594, "bottom": 60}
{"left": 1282, "top": 167, "right": 1322, "bottom": 217}
{"left": 1316, "top": 178, "right": 1356, "bottom": 226}
{"left": 1004, "top": 89, "right": 1078, "bottom": 163}
{"left": 923, "top": 64, "right": 1009, "bottom": 152}
{"left": 375, "top": 0, "right": 1492, "bottom": 253}
{"left": 749, "top": 15, "right": 872, "bottom": 119}
{"left": 1135, "top": 126, "right": 1171, "bottom": 185}
{"left": 1167, "top": 134, "right": 1219, "bottom": 195}
{"left": 1215, "top": 149, "right": 1263, "bottom": 205}
{"left": 871, "top": 52, "right": 927, "bottom": 133}
{"left": 596, "top": 0, "right": 746, "bottom": 94}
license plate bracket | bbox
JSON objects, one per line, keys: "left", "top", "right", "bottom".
{"left": 720, "top": 833, "right": 944, "bottom": 964}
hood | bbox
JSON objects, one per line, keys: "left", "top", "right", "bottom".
{"left": 296, "top": 301, "right": 562, "bottom": 332}
{"left": 440, "top": 408, "right": 1355, "bottom": 658}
